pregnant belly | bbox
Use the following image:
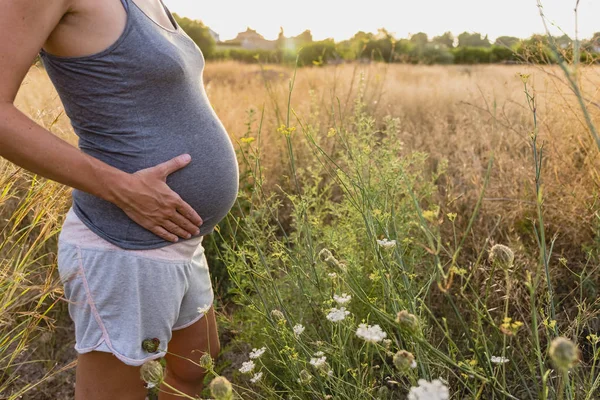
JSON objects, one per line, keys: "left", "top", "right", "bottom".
{"left": 160, "top": 120, "right": 240, "bottom": 230}
{"left": 164, "top": 130, "right": 240, "bottom": 229}
{"left": 75, "top": 117, "right": 240, "bottom": 246}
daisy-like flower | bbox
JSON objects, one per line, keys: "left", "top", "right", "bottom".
{"left": 377, "top": 238, "right": 397, "bottom": 249}
{"left": 197, "top": 304, "right": 212, "bottom": 314}
{"left": 293, "top": 324, "right": 305, "bottom": 337}
{"left": 490, "top": 356, "right": 510, "bottom": 364}
{"left": 327, "top": 272, "right": 337, "bottom": 278}
{"left": 249, "top": 347, "right": 266, "bottom": 359}
{"left": 326, "top": 307, "right": 350, "bottom": 322}
{"left": 250, "top": 371, "right": 263, "bottom": 383}
{"left": 333, "top": 293, "right": 352, "bottom": 305}
{"left": 355, "top": 323, "right": 387, "bottom": 343}
{"left": 314, "top": 351, "right": 324, "bottom": 357}
{"left": 408, "top": 379, "right": 449, "bottom": 400}
{"left": 309, "top": 356, "right": 327, "bottom": 368}
{"left": 239, "top": 360, "right": 255, "bottom": 374}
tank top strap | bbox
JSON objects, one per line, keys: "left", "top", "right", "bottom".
{"left": 120, "top": 0, "right": 129, "bottom": 12}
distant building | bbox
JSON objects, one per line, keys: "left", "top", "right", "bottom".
{"left": 220, "top": 27, "right": 277, "bottom": 50}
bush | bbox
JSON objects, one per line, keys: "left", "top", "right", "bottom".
{"left": 451, "top": 46, "right": 492, "bottom": 64}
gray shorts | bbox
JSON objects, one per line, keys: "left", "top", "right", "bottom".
{"left": 57, "top": 207, "right": 214, "bottom": 366}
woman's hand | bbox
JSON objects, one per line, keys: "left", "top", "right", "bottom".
{"left": 114, "top": 154, "right": 203, "bottom": 243}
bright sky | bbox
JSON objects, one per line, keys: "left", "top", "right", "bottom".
{"left": 162, "top": 0, "right": 599, "bottom": 43}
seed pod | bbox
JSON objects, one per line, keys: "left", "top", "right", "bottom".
{"left": 270, "top": 309, "right": 285, "bottom": 321}
{"left": 209, "top": 376, "right": 233, "bottom": 400}
{"left": 393, "top": 350, "right": 416, "bottom": 372}
{"left": 396, "top": 310, "right": 419, "bottom": 333}
{"left": 489, "top": 244, "right": 515, "bottom": 270}
{"left": 298, "top": 369, "right": 313, "bottom": 384}
{"left": 141, "top": 337, "right": 161, "bottom": 353}
{"left": 549, "top": 337, "right": 579, "bottom": 370}
{"left": 199, "top": 353, "right": 213, "bottom": 369}
{"left": 140, "top": 360, "right": 164, "bottom": 386}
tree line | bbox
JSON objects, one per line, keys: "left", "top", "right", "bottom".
{"left": 173, "top": 14, "right": 600, "bottom": 66}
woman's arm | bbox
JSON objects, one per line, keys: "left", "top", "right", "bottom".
{"left": 0, "top": 0, "right": 202, "bottom": 242}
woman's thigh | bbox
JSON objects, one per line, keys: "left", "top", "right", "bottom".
{"left": 75, "top": 351, "right": 147, "bottom": 400}
{"left": 73, "top": 307, "right": 219, "bottom": 400}
{"left": 164, "top": 306, "right": 220, "bottom": 381}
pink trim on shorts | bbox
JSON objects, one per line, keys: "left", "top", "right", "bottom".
{"left": 172, "top": 310, "right": 208, "bottom": 331}
{"left": 59, "top": 207, "right": 203, "bottom": 262}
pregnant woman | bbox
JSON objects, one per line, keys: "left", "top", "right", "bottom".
{"left": 0, "top": 0, "right": 239, "bottom": 398}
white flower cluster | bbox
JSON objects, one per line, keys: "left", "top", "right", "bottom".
{"left": 293, "top": 323, "right": 305, "bottom": 337}
{"left": 197, "top": 304, "right": 211, "bottom": 314}
{"left": 408, "top": 379, "right": 449, "bottom": 400}
{"left": 250, "top": 371, "right": 263, "bottom": 383}
{"left": 377, "top": 238, "right": 397, "bottom": 249}
{"left": 326, "top": 307, "right": 350, "bottom": 322}
{"left": 249, "top": 347, "right": 266, "bottom": 359}
{"left": 239, "top": 360, "right": 255, "bottom": 374}
{"left": 239, "top": 346, "right": 267, "bottom": 375}
{"left": 333, "top": 293, "right": 352, "bottom": 305}
{"left": 308, "top": 351, "right": 333, "bottom": 378}
{"left": 355, "top": 323, "right": 387, "bottom": 343}
{"left": 309, "top": 355, "right": 327, "bottom": 368}
{"left": 491, "top": 356, "right": 509, "bottom": 364}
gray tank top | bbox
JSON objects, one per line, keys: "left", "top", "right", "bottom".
{"left": 39, "top": 0, "right": 239, "bottom": 249}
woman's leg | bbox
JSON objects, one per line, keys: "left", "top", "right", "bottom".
{"left": 75, "top": 351, "right": 148, "bottom": 400}
{"left": 159, "top": 306, "right": 220, "bottom": 399}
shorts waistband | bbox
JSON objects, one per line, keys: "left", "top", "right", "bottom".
{"left": 58, "top": 207, "right": 204, "bottom": 262}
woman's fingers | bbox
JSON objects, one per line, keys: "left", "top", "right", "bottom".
{"left": 169, "top": 210, "right": 201, "bottom": 236}
{"left": 149, "top": 225, "right": 179, "bottom": 243}
{"left": 123, "top": 157, "right": 204, "bottom": 240}
{"left": 161, "top": 219, "right": 194, "bottom": 240}
{"left": 151, "top": 153, "right": 192, "bottom": 180}
{"left": 176, "top": 199, "right": 203, "bottom": 226}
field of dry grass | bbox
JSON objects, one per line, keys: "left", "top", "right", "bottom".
{"left": 4, "top": 60, "right": 600, "bottom": 398}
{"left": 16, "top": 61, "right": 600, "bottom": 249}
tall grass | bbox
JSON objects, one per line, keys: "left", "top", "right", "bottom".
{"left": 0, "top": 161, "right": 72, "bottom": 397}
{"left": 2, "top": 42, "right": 600, "bottom": 398}
{"left": 208, "top": 59, "right": 600, "bottom": 398}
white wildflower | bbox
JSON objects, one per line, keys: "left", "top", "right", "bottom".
{"left": 309, "top": 356, "right": 327, "bottom": 368}
{"left": 328, "top": 272, "right": 337, "bottom": 278}
{"left": 239, "top": 360, "right": 255, "bottom": 374}
{"left": 408, "top": 379, "right": 449, "bottom": 400}
{"left": 355, "top": 323, "right": 387, "bottom": 343}
{"left": 197, "top": 304, "right": 211, "bottom": 314}
{"left": 377, "top": 238, "right": 397, "bottom": 249}
{"left": 249, "top": 347, "right": 266, "bottom": 359}
{"left": 333, "top": 293, "right": 352, "bottom": 305}
{"left": 250, "top": 371, "right": 263, "bottom": 383}
{"left": 326, "top": 307, "right": 350, "bottom": 322}
{"left": 314, "top": 351, "right": 324, "bottom": 357}
{"left": 491, "top": 356, "right": 510, "bottom": 364}
{"left": 411, "top": 360, "right": 417, "bottom": 369}
{"left": 293, "top": 324, "right": 305, "bottom": 337}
